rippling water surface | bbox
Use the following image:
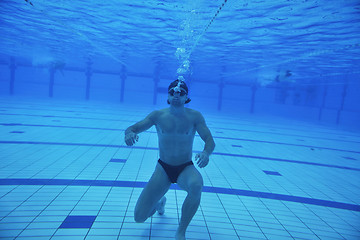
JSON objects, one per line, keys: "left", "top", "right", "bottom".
{"left": 0, "top": 0, "right": 359, "bottom": 84}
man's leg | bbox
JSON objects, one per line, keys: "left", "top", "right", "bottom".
{"left": 134, "top": 163, "right": 171, "bottom": 223}
{"left": 176, "top": 165, "right": 203, "bottom": 239}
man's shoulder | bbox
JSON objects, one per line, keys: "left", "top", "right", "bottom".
{"left": 156, "top": 108, "right": 168, "bottom": 114}
{"left": 185, "top": 108, "right": 203, "bottom": 120}
{"left": 185, "top": 107, "right": 200, "bottom": 114}
{"left": 148, "top": 109, "right": 166, "bottom": 119}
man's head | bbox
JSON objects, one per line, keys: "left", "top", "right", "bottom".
{"left": 167, "top": 79, "right": 191, "bottom": 105}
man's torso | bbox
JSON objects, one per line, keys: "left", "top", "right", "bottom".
{"left": 154, "top": 108, "right": 198, "bottom": 165}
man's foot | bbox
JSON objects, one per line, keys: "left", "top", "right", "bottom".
{"left": 175, "top": 230, "right": 186, "bottom": 240}
{"left": 157, "top": 196, "right": 166, "bottom": 215}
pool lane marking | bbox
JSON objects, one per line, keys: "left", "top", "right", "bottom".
{"left": 0, "top": 178, "right": 359, "bottom": 212}
{"left": 1, "top": 140, "right": 359, "bottom": 171}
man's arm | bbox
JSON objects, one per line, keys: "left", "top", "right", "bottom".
{"left": 194, "top": 112, "right": 215, "bottom": 167}
{"left": 125, "top": 111, "right": 157, "bottom": 146}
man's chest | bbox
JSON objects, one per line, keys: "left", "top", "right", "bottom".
{"left": 156, "top": 114, "right": 195, "bottom": 135}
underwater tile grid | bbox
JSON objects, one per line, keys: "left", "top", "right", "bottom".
{"left": 0, "top": 97, "right": 359, "bottom": 240}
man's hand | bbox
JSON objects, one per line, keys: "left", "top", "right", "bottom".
{"left": 125, "top": 132, "right": 139, "bottom": 146}
{"left": 195, "top": 151, "right": 209, "bottom": 168}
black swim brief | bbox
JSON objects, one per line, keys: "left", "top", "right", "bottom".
{"left": 158, "top": 159, "right": 193, "bottom": 183}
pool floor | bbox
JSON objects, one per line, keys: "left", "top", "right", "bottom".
{"left": 0, "top": 97, "right": 359, "bottom": 240}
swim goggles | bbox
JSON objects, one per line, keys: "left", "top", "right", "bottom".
{"left": 168, "top": 88, "right": 187, "bottom": 96}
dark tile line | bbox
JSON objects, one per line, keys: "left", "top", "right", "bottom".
{"left": 60, "top": 215, "right": 96, "bottom": 228}
{"left": 0, "top": 104, "right": 349, "bottom": 138}
{"left": 0, "top": 123, "right": 122, "bottom": 131}
{"left": 0, "top": 140, "right": 157, "bottom": 150}
{"left": 212, "top": 152, "right": 360, "bottom": 171}
{"left": 1, "top": 140, "right": 359, "bottom": 172}
{"left": 0, "top": 105, "right": 130, "bottom": 117}
{"left": 1, "top": 123, "right": 359, "bottom": 154}
{"left": 221, "top": 136, "right": 360, "bottom": 154}
{"left": 263, "top": 171, "right": 282, "bottom": 176}
{"left": 110, "top": 158, "right": 127, "bottom": 163}
{"left": 213, "top": 126, "right": 360, "bottom": 142}
{"left": 1, "top": 111, "right": 360, "bottom": 144}
{"left": 0, "top": 178, "right": 359, "bottom": 212}
{"left": 0, "top": 113, "right": 129, "bottom": 123}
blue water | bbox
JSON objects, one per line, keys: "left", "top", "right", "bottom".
{"left": 0, "top": 2, "right": 360, "bottom": 239}
{"left": 0, "top": 0, "right": 359, "bottom": 129}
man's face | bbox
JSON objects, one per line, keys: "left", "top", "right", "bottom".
{"left": 168, "top": 87, "right": 187, "bottom": 105}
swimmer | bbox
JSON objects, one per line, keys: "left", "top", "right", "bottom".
{"left": 125, "top": 79, "right": 215, "bottom": 240}
{"left": 49, "top": 60, "right": 66, "bottom": 76}
{"left": 259, "top": 69, "right": 295, "bottom": 86}
{"left": 275, "top": 69, "right": 293, "bottom": 83}
{"left": 25, "top": 0, "right": 33, "bottom": 6}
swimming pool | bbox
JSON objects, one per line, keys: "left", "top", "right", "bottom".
{"left": 0, "top": 1, "right": 359, "bottom": 239}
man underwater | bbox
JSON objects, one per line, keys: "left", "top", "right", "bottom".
{"left": 125, "top": 79, "right": 215, "bottom": 240}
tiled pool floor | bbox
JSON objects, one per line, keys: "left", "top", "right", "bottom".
{"left": 0, "top": 97, "right": 359, "bottom": 239}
